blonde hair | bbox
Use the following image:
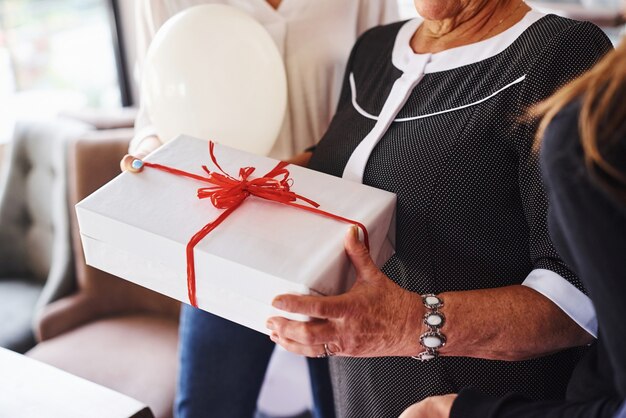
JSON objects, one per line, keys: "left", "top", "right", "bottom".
{"left": 534, "top": 40, "right": 626, "bottom": 201}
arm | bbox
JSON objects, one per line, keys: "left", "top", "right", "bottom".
{"left": 449, "top": 389, "right": 620, "bottom": 418}
{"left": 540, "top": 103, "right": 626, "bottom": 397}
{"left": 284, "top": 151, "right": 312, "bottom": 167}
{"left": 438, "top": 285, "right": 589, "bottom": 360}
{"left": 267, "top": 229, "right": 589, "bottom": 360}
{"left": 128, "top": 0, "right": 168, "bottom": 155}
{"left": 123, "top": 0, "right": 184, "bottom": 168}
{"left": 120, "top": 135, "right": 162, "bottom": 172}
{"left": 505, "top": 21, "right": 613, "bottom": 343}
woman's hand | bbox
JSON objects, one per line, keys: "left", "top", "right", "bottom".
{"left": 120, "top": 153, "right": 146, "bottom": 173}
{"left": 266, "top": 226, "right": 424, "bottom": 358}
{"left": 283, "top": 151, "right": 312, "bottom": 167}
{"left": 120, "top": 135, "right": 162, "bottom": 172}
{"left": 398, "top": 394, "right": 457, "bottom": 418}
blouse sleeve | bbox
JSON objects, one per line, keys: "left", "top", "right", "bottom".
{"left": 306, "top": 22, "right": 373, "bottom": 155}
{"left": 356, "top": 0, "right": 400, "bottom": 35}
{"left": 512, "top": 21, "right": 612, "bottom": 337}
{"left": 451, "top": 388, "right": 620, "bottom": 418}
{"left": 541, "top": 103, "right": 626, "bottom": 397}
{"left": 130, "top": 0, "right": 171, "bottom": 153}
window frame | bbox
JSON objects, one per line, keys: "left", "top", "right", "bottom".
{"left": 108, "top": 0, "right": 133, "bottom": 107}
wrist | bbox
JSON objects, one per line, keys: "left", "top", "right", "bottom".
{"left": 284, "top": 151, "right": 313, "bottom": 167}
{"left": 401, "top": 291, "right": 428, "bottom": 357}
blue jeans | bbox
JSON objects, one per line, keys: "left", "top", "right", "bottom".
{"left": 175, "top": 305, "right": 336, "bottom": 418}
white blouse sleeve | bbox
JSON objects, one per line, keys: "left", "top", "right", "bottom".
{"left": 523, "top": 268, "right": 598, "bottom": 337}
{"left": 131, "top": 0, "right": 183, "bottom": 153}
{"left": 357, "top": 0, "right": 401, "bottom": 35}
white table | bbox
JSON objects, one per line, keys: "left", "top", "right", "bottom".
{"left": 0, "top": 347, "right": 153, "bottom": 418}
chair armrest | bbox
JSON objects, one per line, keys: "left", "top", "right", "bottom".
{"left": 35, "top": 293, "right": 98, "bottom": 341}
{"left": 69, "top": 128, "right": 132, "bottom": 288}
{"left": 60, "top": 108, "right": 138, "bottom": 130}
{"left": 34, "top": 130, "right": 130, "bottom": 341}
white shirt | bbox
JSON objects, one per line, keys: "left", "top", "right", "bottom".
{"left": 132, "top": 0, "right": 400, "bottom": 159}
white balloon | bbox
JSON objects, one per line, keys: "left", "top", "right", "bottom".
{"left": 141, "top": 4, "right": 287, "bottom": 156}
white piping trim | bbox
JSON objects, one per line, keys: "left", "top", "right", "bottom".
{"left": 349, "top": 73, "right": 527, "bottom": 122}
{"left": 349, "top": 73, "right": 379, "bottom": 121}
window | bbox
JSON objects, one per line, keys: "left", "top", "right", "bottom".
{"left": 0, "top": 0, "right": 122, "bottom": 143}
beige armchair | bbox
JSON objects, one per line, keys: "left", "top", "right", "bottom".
{"left": 0, "top": 119, "right": 91, "bottom": 353}
{"left": 27, "top": 126, "right": 181, "bottom": 418}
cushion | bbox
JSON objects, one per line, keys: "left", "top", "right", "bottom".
{"left": 0, "top": 279, "right": 43, "bottom": 352}
{"left": 27, "top": 314, "right": 178, "bottom": 418}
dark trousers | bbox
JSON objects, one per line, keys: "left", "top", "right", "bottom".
{"left": 175, "top": 305, "right": 336, "bottom": 418}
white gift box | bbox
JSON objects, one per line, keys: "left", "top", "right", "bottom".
{"left": 76, "top": 136, "right": 396, "bottom": 334}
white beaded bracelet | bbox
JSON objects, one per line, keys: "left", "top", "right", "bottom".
{"left": 412, "top": 294, "right": 447, "bottom": 361}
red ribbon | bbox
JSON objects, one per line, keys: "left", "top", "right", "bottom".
{"left": 143, "top": 141, "right": 369, "bottom": 307}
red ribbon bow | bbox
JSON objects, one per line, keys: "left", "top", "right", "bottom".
{"left": 143, "top": 141, "right": 369, "bottom": 307}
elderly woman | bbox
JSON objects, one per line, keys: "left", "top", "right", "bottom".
{"left": 266, "top": 0, "right": 613, "bottom": 417}
{"left": 403, "top": 33, "right": 626, "bottom": 418}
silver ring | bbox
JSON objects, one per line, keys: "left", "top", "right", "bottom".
{"left": 324, "top": 343, "right": 335, "bottom": 357}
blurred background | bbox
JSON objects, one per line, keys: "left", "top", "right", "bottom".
{"left": 0, "top": 1, "right": 623, "bottom": 418}
{"left": 0, "top": 0, "right": 131, "bottom": 144}
{"left": 0, "top": 0, "right": 624, "bottom": 148}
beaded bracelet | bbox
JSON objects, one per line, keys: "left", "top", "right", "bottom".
{"left": 412, "top": 294, "right": 447, "bottom": 361}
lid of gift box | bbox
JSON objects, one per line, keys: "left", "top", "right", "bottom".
{"left": 76, "top": 136, "right": 396, "bottom": 303}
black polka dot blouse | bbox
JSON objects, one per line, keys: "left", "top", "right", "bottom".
{"left": 306, "top": 10, "right": 613, "bottom": 418}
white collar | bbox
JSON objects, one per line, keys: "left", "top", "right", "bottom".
{"left": 392, "top": 9, "right": 546, "bottom": 74}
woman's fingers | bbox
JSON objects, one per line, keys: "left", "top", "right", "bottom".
{"left": 269, "top": 331, "right": 337, "bottom": 358}
{"left": 284, "top": 151, "right": 313, "bottom": 167}
{"left": 398, "top": 395, "right": 458, "bottom": 418}
{"left": 344, "top": 226, "right": 379, "bottom": 280}
{"left": 272, "top": 293, "right": 346, "bottom": 319}
{"left": 120, "top": 153, "right": 146, "bottom": 173}
{"left": 266, "top": 317, "right": 337, "bottom": 347}
{"left": 120, "top": 154, "right": 135, "bottom": 172}
{"left": 269, "top": 332, "right": 323, "bottom": 357}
